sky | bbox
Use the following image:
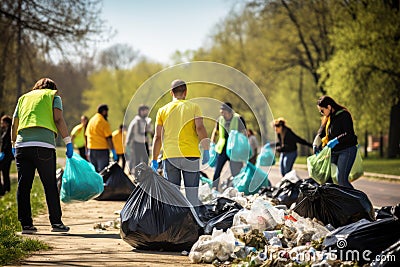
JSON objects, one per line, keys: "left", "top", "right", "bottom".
{"left": 97, "top": 0, "right": 234, "bottom": 64}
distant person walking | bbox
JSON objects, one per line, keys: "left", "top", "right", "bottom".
{"left": 85, "top": 104, "right": 118, "bottom": 172}
{"left": 151, "top": 79, "right": 209, "bottom": 207}
{"left": 272, "top": 118, "right": 312, "bottom": 177}
{"left": 112, "top": 124, "right": 126, "bottom": 171}
{"left": 313, "top": 96, "right": 358, "bottom": 188}
{"left": 126, "top": 105, "right": 152, "bottom": 172}
{"left": 11, "top": 78, "right": 72, "bottom": 233}
{"left": 0, "top": 115, "right": 14, "bottom": 195}
{"left": 211, "top": 102, "right": 246, "bottom": 191}
{"left": 248, "top": 129, "right": 259, "bottom": 165}
{"left": 71, "top": 115, "right": 88, "bottom": 160}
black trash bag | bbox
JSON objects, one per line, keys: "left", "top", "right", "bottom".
{"left": 120, "top": 163, "right": 203, "bottom": 251}
{"left": 95, "top": 161, "right": 136, "bottom": 201}
{"left": 293, "top": 182, "right": 375, "bottom": 228}
{"left": 197, "top": 197, "right": 243, "bottom": 235}
{"left": 370, "top": 239, "right": 400, "bottom": 267}
{"left": 323, "top": 218, "right": 400, "bottom": 264}
{"left": 376, "top": 203, "right": 400, "bottom": 219}
{"left": 270, "top": 171, "right": 305, "bottom": 208}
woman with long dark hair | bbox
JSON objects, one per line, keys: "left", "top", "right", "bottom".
{"left": 272, "top": 117, "right": 312, "bottom": 177}
{"left": 313, "top": 96, "right": 358, "bottom": 188}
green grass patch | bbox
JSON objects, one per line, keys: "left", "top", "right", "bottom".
{"left": 296, "top": 156, "right": 400, "bottom": 176}
{"left": 0, "top": 178, "right": 50, "bottom": 265}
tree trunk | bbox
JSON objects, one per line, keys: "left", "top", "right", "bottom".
{"left": 15, "top": 0, "right": 23, "bottom": 102}
{"left": 387, "top": 102, "right": 400, "bottom": 158}
{"left": 364, "top": 130, "right": 368, "bottom": 158}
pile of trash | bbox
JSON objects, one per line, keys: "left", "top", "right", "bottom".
{"left": 188, "top": 170, "right": 400, "bottom": 266}
{"left": 100, "top": 162, "right": 399, "bottom": 266}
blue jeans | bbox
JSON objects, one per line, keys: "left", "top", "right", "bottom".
{"left": 88, "top": 149, "right": 110, "bottom": 172}
{"left": 163, "top": 157, "right": 201, "bottom": 207}
{"left": 331, "top": 146, "right": 357, "bottom": 188}
{"left": 15, "top": 147, "right": 63, "bottom": 226}
{"left": 279, "top": 151, "right": 297, "bottom": 177}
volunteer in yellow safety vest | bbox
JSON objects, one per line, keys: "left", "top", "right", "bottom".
{"left": 210, "top": 102, "right": 246, "bottom": 191}
{"left": 71, "top": 115, "right": 88, "bottom": 160}
{"left": 11, "top": 77, "right": 71, "bottom": 233}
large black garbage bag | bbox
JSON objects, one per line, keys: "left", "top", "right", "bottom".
{"left": 95, "top": 161, "right": 136, "bottom": 201}
{"left": 270, "top": 170, "right": 303, "bottom": 208}
{"left": 293, "top": 182, "right": 375, "bottom": 228}
{"left": 370, "top": 239, "right": 400, "bottom": 267}
{"left": 197, "top": 197, "right": 243, "bottom": 235}
{"left": 120, "top": 163, "right": 203, "bottom": 251}
{"left": 376, "top": 203, "right": 400, "bottom": 219}
{"left": 323, "top": 218, "right": 400, "bottom": 264}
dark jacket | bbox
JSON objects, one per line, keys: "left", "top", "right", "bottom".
{"left": 317, "top": 109, "right": 358, "bottom": 152}
{"left": 0, "top": 126, "right": 13, "bottom": 161}
{"left": 276, "top": 127, "right": 312, "bottom": 153}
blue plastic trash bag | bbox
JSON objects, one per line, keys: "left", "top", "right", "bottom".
{"left": 61, "top": 152, "right": 104, "bottom": 203}
{"left": 256, "top": 143, "right": 276, "bottom": 167}
{"left": 226, "top": 130, "right": 251, "bottom": 162}
{"left": 208, "top": 143, "right": 217, "bottom": 167}
{"left": 232, "top": 162, "right": 269, "bottom": 195}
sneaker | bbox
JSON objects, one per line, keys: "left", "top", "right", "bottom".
{"left": 22, "top": 225, "right": 38, "bottom": 234}
{"left": 51, "top": 223, "right": 70, "bottom": 232}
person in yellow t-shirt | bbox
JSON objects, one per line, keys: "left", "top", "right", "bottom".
{"left": 151, "top": 79, "right": 209, "bottom": 207}
{"left": 112, "top": 124, "right": 126, "bottom": 171}
{"left": 85, "top": 104, "right": 118, "bottom": 172}
{"left": 71, "top": 115, "right": 88, "bottom": 160}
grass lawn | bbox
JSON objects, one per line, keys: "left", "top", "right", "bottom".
{"left": 0, "top": 178, "right": 49, "bottom": 265}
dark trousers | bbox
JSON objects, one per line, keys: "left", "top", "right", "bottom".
{"left": 88, "top": 149, "right": 110, "bottom": 172}
{"left": 0, "top": 158, "right": 12, "bottom": 194}
{"left": 78, "top": 146, "right": 87, "bottom": 161}
{"left": 212, "top": 148, "right": 243, "bottom": 190}
{"left": 15, "top": 147, "right": 62, "bottom": 226}
{"left": 117, "top": 154, "right": 126, "bottom": 171}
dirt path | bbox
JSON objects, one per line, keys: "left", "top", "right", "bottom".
{"left": 9, "top": 199, "right": 207, "bottom": 267}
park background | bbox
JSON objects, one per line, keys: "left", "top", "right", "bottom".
{"left": 0, "top": 0, "right": 399, "bottom": 160}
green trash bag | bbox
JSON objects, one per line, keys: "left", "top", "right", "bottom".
{"left": 255, "top": 143, "right": 275, "bottom": 167}
{"left": 232, "top": 162, "right": 269, "bottom": 195}
{"left": 226, "top": 130, "right": 251, "bottom": 162}
{"left": 61, "top": 152, "right": 104, "bottom": 203}
{"left": 331, "top": 147, "right": 364, "bottom": 184}
{"left": 307, "top": 146, "right": 332, "bottom": 184}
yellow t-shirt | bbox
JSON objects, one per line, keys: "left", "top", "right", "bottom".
{"left": 112, "top": 129, "right": 125, "bottom": 154}
{"left": 156, "top": 99, "right": 202, "bottom": 159}
{"left": 85, "top": 113, "right": 112, "bottom": 149}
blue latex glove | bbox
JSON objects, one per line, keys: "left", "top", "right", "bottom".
{"left": 150, "top": 159, "right": 158, "bottom": 172}
{"left": 66, "top": 143, "right": 73, "bottom": 158}
{"left": 0, "top": 152, "right": 4, "bottom": 161}
{"left": 12, "top": 148, "right": 16, "bottom": 157}
{"left": 111, "top": 149, "right": 118, "bottom": 161}
{"left": 327, "top": 137, "right": 339, "bottom": 149}
{"left": 202, "top": 150, "right": 210, "bottom": 165}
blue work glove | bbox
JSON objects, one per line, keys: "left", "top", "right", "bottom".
{"left": 66, "top": 143, "right": 73, "bottom": 158}
{"left": 0, "top": 152, "right": 4, "bottom": 161}
{"left": 150, "top": 159, "right": 158, "bottom": 172}
{"left": 111, "top": 149, "right": 118, "bottom": 161}
{"left": 202, "top": 150, "right": 210, "bottom": 165}
{"left": 12, "top": 148, "right": 16, "bottom": 157}
{"left": 327, "top": 137, "right": 339, "bottom": 149}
